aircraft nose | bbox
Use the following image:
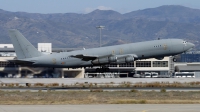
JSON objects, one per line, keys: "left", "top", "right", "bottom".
{"left": 185, "top": 42, "right": 195, "bottom": 51}
{"left": 188, "top": 42, "right": 195, "bottom": 48}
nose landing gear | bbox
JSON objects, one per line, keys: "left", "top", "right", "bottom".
{"left": 173, "top": 58, "right": 177, "bottom": 62}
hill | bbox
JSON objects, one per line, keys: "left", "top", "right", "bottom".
{"left": 0, "top": 5, "right": 200, "bottom": 50}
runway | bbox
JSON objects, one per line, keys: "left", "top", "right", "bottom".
{"left": 1, "top": 87, "right": 200, "bottom": 92}
{"left": 0, "top": 104, "right": 199, "bottom": 112}
{"left": 0, "top": 78, "right": 200, "bottom": 85}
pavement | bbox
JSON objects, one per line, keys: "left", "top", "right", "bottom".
{"left": 1, "top": 87, "right": 200, "bottom": 92}
{"left": 0, "top": 78, "right": 200, "bottom": 85}
{"left": 0, "top": 104, "right": 199, "bottom": 112}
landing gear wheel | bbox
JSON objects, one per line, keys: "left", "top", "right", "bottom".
{"left": 96, "top": 68, "right": 100, "bottom": 72}
{"left": 173, "top": 58, "right": 177, "bottom": 62}
{"left": 105, "top": 68, "right": 110, "bottom": 72}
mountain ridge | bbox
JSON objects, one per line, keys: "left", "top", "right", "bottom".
{"left": 0, "top": 5, "right": 200, "bottom": 50}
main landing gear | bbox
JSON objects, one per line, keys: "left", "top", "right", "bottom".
{"left": 96, "top": 66, "right": 110, "bottom": 73}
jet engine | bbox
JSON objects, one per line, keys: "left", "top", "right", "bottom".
{"left": 117, "top": 56, "right": 134, "bottom": 63}
{"left": 92, "top": 56, "right": 117, "bottom": 64}
{"left": 155, "top": 57, "right": 164, "bottom": 60}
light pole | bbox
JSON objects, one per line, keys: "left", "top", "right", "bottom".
{"left": 96, "top": 25, "right": 105, "bottom": 47}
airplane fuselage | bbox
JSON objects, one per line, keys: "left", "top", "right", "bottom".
{"left": 27, "top": 39, "right": 193, "bottom": 68}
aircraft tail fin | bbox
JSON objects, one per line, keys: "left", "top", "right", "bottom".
{"left": 9, "top": 29, "right": 43, "bottom": 59}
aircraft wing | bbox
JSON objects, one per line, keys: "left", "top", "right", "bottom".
{"left": 8, "top": 59, "right": 35, "bottom": 64}
{"left": 70, "top": 54, "right": 97, "bottom": 61}
{"left": 70, "top": 54, "right": 113, "bottom": 61}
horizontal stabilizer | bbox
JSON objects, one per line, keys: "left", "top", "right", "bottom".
{"left": 8, "top": 59, "right": 35, "bottom": 64}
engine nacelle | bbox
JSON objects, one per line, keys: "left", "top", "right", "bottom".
{"left": 92, "top": 56, "right": 117, "bottom": 64}
{"left": 125, "top": 56, "right": 134, "bottom": 62}
{"left": 155, "top": 57, "right": 164, "bottom": 60}
{"left": 117, "top": 56, "right": 134, "bottom": 63}
{"left": 108, "top": 56, "right": 117, "bottom": 62}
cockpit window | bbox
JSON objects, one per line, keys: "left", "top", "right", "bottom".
{"left": 183, "top": 41, "right": 187, "bottom": 44}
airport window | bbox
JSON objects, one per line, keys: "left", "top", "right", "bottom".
{"left": 0, "top": 61, "right": 16, "bottom": 67}
{"left": 107, "top": 64, "right": 117, "bottom": 67}
{"left": 153, "top": 61, "right": 168, "bottom": 67}
{"left": 119, "top": 63, "right": 134, "bottom": 67}
{"left": 180, "top": 54, "right": 200, "bottom": 62}
{"left": 136, "top": 61, "right": 151, "bottom": 67}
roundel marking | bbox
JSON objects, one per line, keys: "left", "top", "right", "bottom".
{"left": 163, "top": 44, "right": 167, "bottom": 50}
{"left": 52, "top": 58, "right": 56, "bottom": 64}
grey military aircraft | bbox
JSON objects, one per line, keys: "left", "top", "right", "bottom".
{"left": 9, "top": 29, "right": 194, "bottom": 72}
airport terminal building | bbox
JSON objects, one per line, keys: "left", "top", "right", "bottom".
{"left": 0, "top": 44, "right": 199, "bottom": 78}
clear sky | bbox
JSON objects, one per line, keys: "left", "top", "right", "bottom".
{"left": 0, "top": 0, "right": 200, "bottom": 14}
